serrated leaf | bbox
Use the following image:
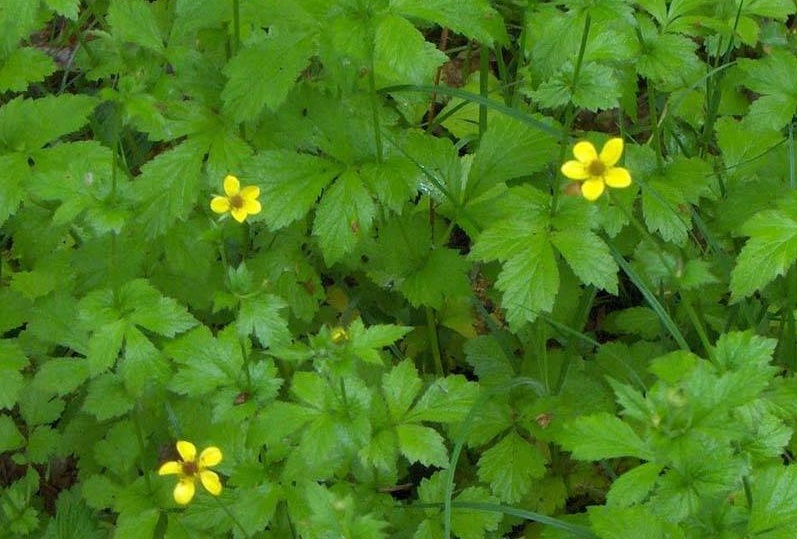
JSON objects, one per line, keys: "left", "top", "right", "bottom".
{"left": 247, "top": 150, "right": 340, "bottom": 229}
{"left": 222, "top": 30, "right": 316, "bottom": 121}
{"left": 477, "top": 431, "right": 547, "bottom": 503}
{"left": 0, "top": 339, "right": 27, "bottom": 409}
{"left": 451, "top": 487, "right": 502, "bottom": 539}
{"left": 551, "top": 229, "right": 618, "bottom": 293}
{"left": 375, "top": 14, "right": 447, "bottom": 86}
{"left": 468, "top": 115, "right": 558, "bottom": 200}
{"left": 122, "top": 279, "right": 197, "bottom": 337}
{"left": 531, "top": 62, "right": 620, "bottom": 111}
{"left": 382, "top": 360, "right": 423, "bottom": 421}
{"left": 86, "top": 319, "right": 126, "bottom": 376}
{"left": 0, "top": 153, "right": 27, "bottom": 225}
{"left": 107, "top": 0, "right": 164, "bottom": 52}
{"left": 313, "top": 170, "right": 376, "bottom": 265}
{"left": 0, "top": 95, "right": 96, "bottom": 152}
{"left": 405, "top": 375, "right": 479, "bottom": 423}
{"left": 0, "top": 47, "right": 56, "bottom": 92}
{"left": 589, "top": 505, "right": 673, "bottom": 539}
{"left": 44, "top": 0, "right": 81, "bottom": 19}
{"left": 0, "top": 414, "right": 24, "bottom": 452}
{"left": 636, "top": 22, "right": 701, "bottom": 87}
{"left": 133, "top": 142, "right": 204, "bottom": 238}
{"left": 738, "top": 51, "right": 797, "bottom": 131}
{"left": 748, "top": 466, "right": 797, "bottom": 535}
{"left": 115, "top": 509, "right": 159, "bottom": 539}
{"left": 238, "top": 294, "right": 290, "bottom": 348}
{"left": 391, "top": 0, "right": 508, "bottom": 46}
{"left": 606, "top": 462, "right": 663, "bottom": 507}
{"left": 32, "top": 358, "right": 89, "bottom": 397}
{"left": 83, "top": 374, "right": 133, "bottom": 421}
{"left": 397, "top": 423, "right": 448, "bottom": 467}
{"left": 558, "top": 412, "right": 652, "bottom": 460}
{"left": 401, "top": 248, "right": 471, "bottom": 309}
{"left": 731, "top": 207, "right": 797, "bottom": 300}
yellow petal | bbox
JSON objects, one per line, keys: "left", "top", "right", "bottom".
{"left": 210, "top": 196, "right": 230, "bottom": 214}
{"left": 240, "top": 185, "right": 260, "bottom": 201}
{"left": 561, "top": 160, "right": 589, "bottom": 180}
{"left": 199, "top": 470, "right": 222, "bottom": 496}
{"left": 599, "top": 138, "right": 624, "bottom": 167}
{"left": 173, "top": 477, "right": 196, "bottom": 505}
{"left": 230, "top": 207, "right": 248, "bottom": 223}
{"left": 581, "top": 179, "right": 605, "bottom": 201}
{"left": 572, "top": 141, "right": 598, "bottom": 164}
{"left": 176, "top": 441, "right": 197, "bottom": 462}
{"left": 243, "top": 199, "right": 262, "bottom": 215}
{"left": 604, "top": 166, "right": 632, "bottom": 188}
{"left": 158, "top": 461, "right": 181, "bottom": 476}
{"left": 223, "top": 175, "right": 241, "bottom": 197}
{"left": 199, "top": 447, "right": 223, "bottom": 468}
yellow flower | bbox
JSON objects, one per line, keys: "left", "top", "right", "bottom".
{"left": 330, "top": 326, "right": 349, "bottom": 344}
{"left": 210, "top": 175, "right": 262, "bottom": 223}
{"left": 561, "top": 138, "right": 632, "bottom": 201}
{"left": 158, "top": 441, "right": 222, "bottom": 505}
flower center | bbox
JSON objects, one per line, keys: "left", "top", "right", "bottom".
{"left": 230, "top": 195, "right": 244, "bottom": 209}
{"left": 587, "top": 160, "right": 606, "bottom": 177}
{"left": 182, "top": 460, "right": 198, "bottom": 477}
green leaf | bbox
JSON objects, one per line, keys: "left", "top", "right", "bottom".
{"left": 636, "top": 20, "right": 702, "bottom": 87}
{"left": 313, "top": 170, "right": 376, "bottom": 265}
{"left": 0, "top": 339, "right": 27, "bottom": 409}
{"left": 558, "top": 412, "right": 652, "bottom": 460}
{"left": 472, "top": 223, "right": 559, "bottom": 327}
{"left": 401, "top": 248, "right": 471, "bottom": 309}
{"left": 382, "top": 360, "right": 423, "bottom": 421}
{"left": 32, "top": 358, "right": 89, "bottom": 397}
{"left": 107, "top": 0, "right": 164, "bottom": 52}
{"left": 468, "top": 115, "right": 558, "bottom": 200}
{"left": 222, "top": 30, "right": 316, "bottom": 121}
{"left": 551, "top": 229, "right": 618, "bottom": 293}
{"left": 374, "top": 14, "right": 447, "bottom": 86}
{"left": 405, "top": 375, "right": 479, "bottom": 423}
{"left": 83, "top": 374, "right": 133, "bottom": 421}
{"left": 738, "top": 50, "right": 797, "bottom": 131}
{"left": 0, "top": 95, "right": 96, "bottom": 152}
{"left": 238, "top": 294, "right": 290, "bottom": 348}
{"left": 27, "top": 425, "right": 60, "bottom": 464}
{"left": 114, "top": 509, "right": 159, "bottom": 539}
{"left": 589, "top": 505, "right": 674, "bottom": 539}
{"left": 0, "top": 414, "right": 24, "bottom": 452}
{"left": 94, "top": 420, "right": 139, "bottom": 476}
{"left": 166, "top": 326, "right": 241, "bottom": 396}
{"left": 44, "top": 0, "right": 81, "bottom": 19}
{"left": 748, "top": 466, "right": 797, "bottom": 535}
{"left": 531, "top": 62, "right": 620, "bottom": 111}
{"left": 451, "top": 487, "right": 502, "bottom": 539}
{"left": 731, "top": 204, "right": 797, "bottom": 300}
{"left": 0, "top": 153, "right": 27, "bottom": 225}
{"left": 477, "top": 431, "right": 547, "bottom": 503}
{"left": 247, "top": 150, "right": 340, "bottom": 229}
{"left": 0, "top": 47, "right": 56, "bottom": 92}
{"left": 391, "top": 0, "right": 509, "bottom": 46}
{"left": 133, "top": 142, "right": 204, "bottom": 238}
{"left": 606, "top": 462, "right": 663, "bottom": 507}
{"left": 86, "top": 319, "right": 126, "bottom": 376}
{"left": 396, "top": 423, "right": 448, "bottom": 467}
{"left": 121, "top": 279, "right": 197, "bottom": 337}
{"left": 43, "top": 489, "right": 105, "bottom": 539}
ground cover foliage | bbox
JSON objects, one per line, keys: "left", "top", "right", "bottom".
{"left": 2, "top": 0, "right": 797, "bottom": 537}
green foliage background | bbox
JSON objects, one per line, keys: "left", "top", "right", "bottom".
{"left": 2, "top": 0, "right": 797, "bottom": 537}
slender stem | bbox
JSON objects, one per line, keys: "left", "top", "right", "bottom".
{"left": 647, "top": 84, "right": 663, "bottom": 167}
{"left": 132, "top": 403, "right": 153, "bottom": 493}
{"left": 570, "top": 14, "right": 591, "bottom": 94}
{"left": 479, "top": 44, "right": 489, "bottom": 138}
{"left": 425, "top": 307, "right": 444, "bottom": 376}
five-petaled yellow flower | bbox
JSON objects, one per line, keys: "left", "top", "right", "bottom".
{"left": 561, "top": 138, "right": 632, "bottom": 201}
{"left": 210, "top": 175, "right": 262, "bottom": 223}
{"left": 158, "top": 441, "right": 222, "bottom": 505}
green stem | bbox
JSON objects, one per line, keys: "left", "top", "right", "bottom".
{"left": 132, "top": 403, "right": 153, "bottom": 493}
{"left": 479, "top": 44, "right": 489, "bottom": 138}
{"left": 647, "top": 84, "right": 663, "bottom": 167}
{"left": 425, "top": 307, "right": 444, "bottom": 376}
{"left": 570, "top": 14, "right": 591, "bottom": 94}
